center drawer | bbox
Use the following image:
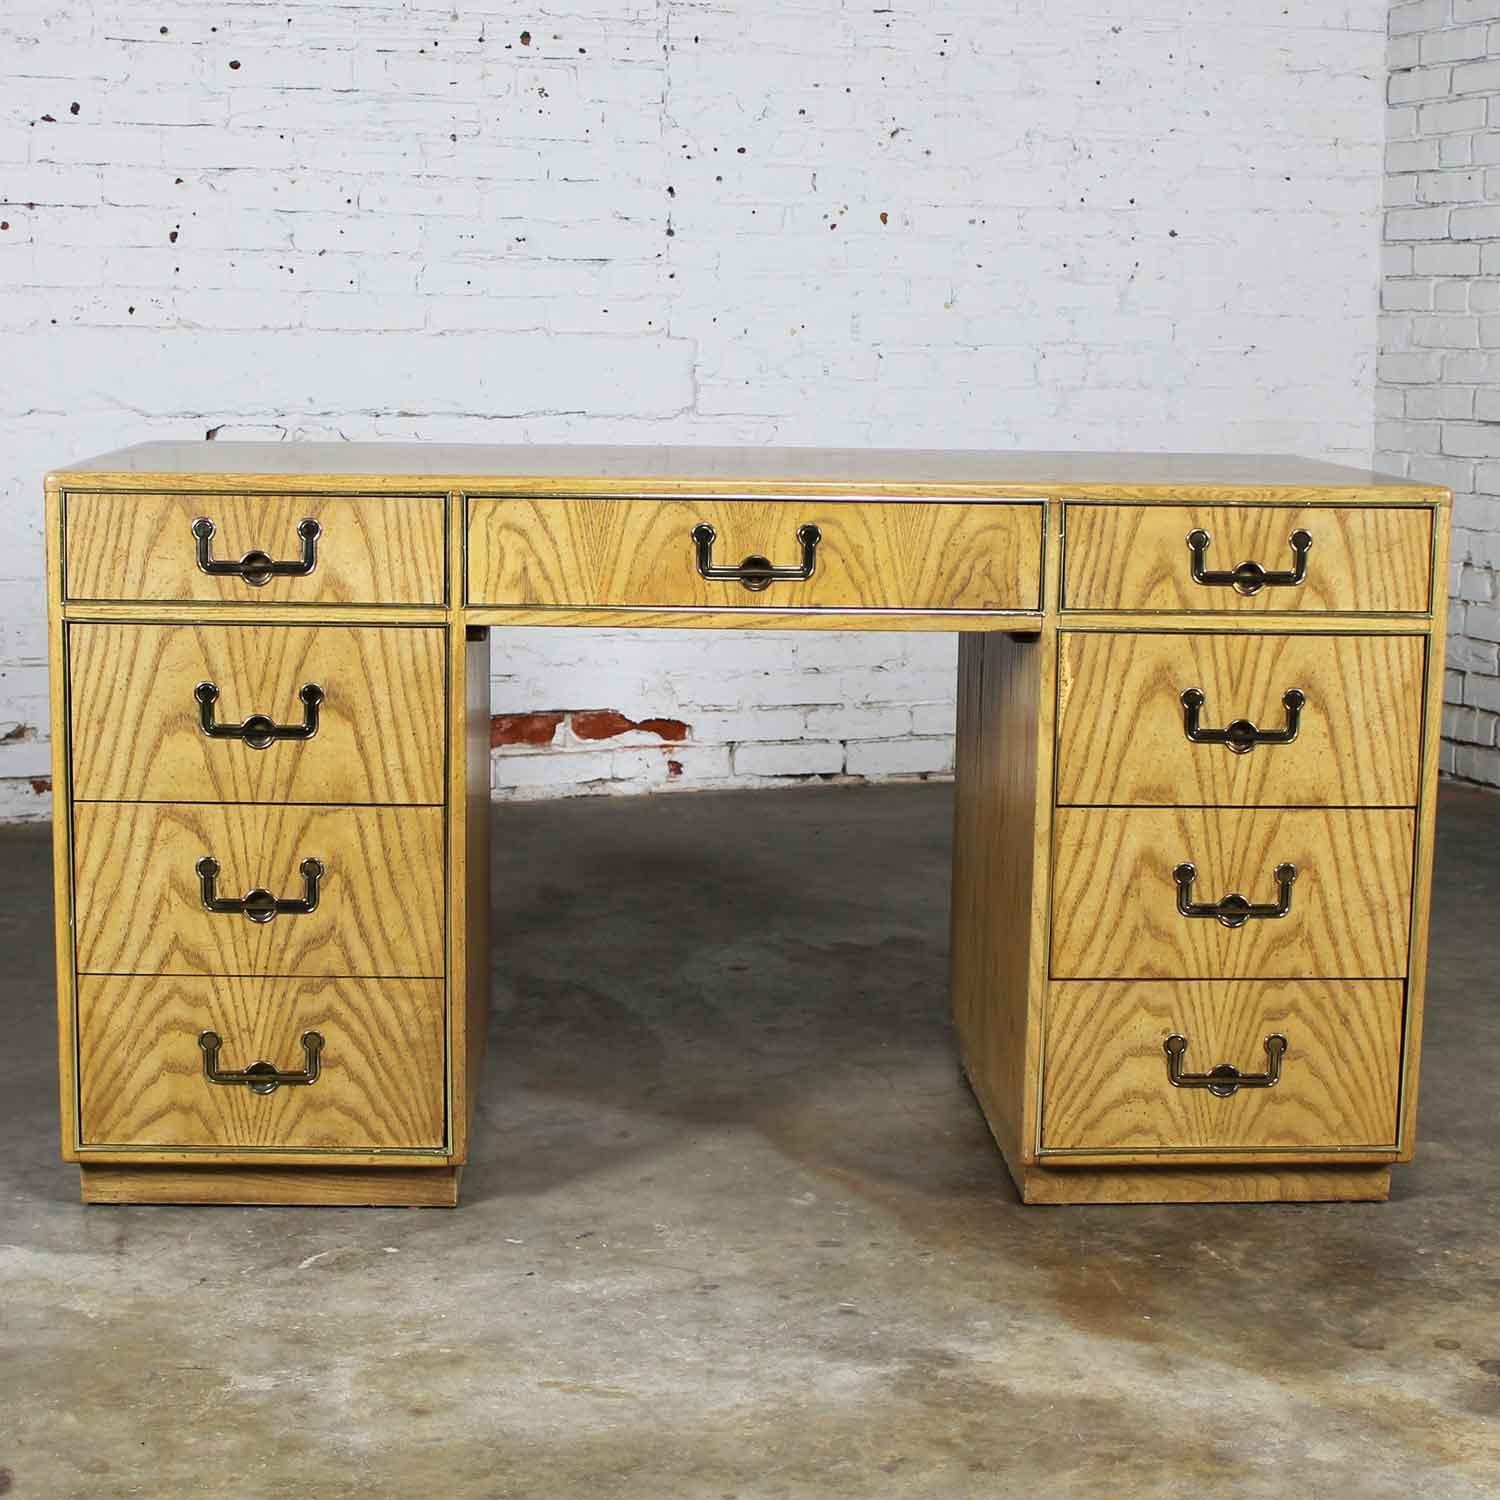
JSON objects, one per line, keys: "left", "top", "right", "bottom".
{"left": 1055, "top": 631, "right": 1425, "bottom": 807}
{"left": 73, "top": 803, "right": 445, "bottom": 978}
{"left": 466, "top": 496, "right": 1044, "bottom": 612}
{"left": 1050, "top": 807, "right": 1414, "bottom": 980}
{"left": 77, "top": 975, "right": 447, "bottom": 1152}
{"left": 69, "top": 623, "right": 446, "bottom": 805}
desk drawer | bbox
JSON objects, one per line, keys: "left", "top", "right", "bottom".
{"left": 77, "top": 975, "right": 446, "bottom": 1152}
{"left": 1063, "top": 505, "right": 1432, "bottom": 614}
{"left": 1050, "top": 808, "right": 1413, "bottom": 980}
{"left": 1041, "top": 980, "right": 1403, "bottom": 1154}
{"left": 64, "top": 492, "right": 446, "bottom": 605}
{"left": 467, "top": 497, "right": 1043, "bottom": 612}
{"left": 1055, "top": 632, "right": 1425, "bottom": 807}
{"left": 69, "top": 623, "right": 446, "bottom": 805}
{"left": 73, "top": 803, "right": 444, "bottom": 977}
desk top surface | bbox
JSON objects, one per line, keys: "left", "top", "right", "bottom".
{"left": 49, "top": 442, "right": 1444, "bottom": 501}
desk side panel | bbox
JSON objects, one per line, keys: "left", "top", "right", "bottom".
{"left": 950, "top": 631, "right": 1046, "bottom": 1172}
{"left": 1399, "top": 500, "right": 1452, "bottom": 1159}
{"left": 449, "top": 625, "right": 492, "bottom": 1164}
{"left": 46, "top": 481, "right": 80, "bottom": 1161}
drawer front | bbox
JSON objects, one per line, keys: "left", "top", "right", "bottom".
{"left": 1055, "top": 632, "right": 1425, "bottom": 807}
{"left": 1063, "top": 505, "right": 1432, "bottom": 614}
{"left": 1041, "top": 980, "right": 1402, "bottom": 1153}
{"left": 78, "top": 975, "right": 446, "bottom": 1151}
{"left": 73, "top": 803, "right": 444, "bottom": 977}
{"left": 69, "top": 623, "right": 446, "bottom": 805}
{"left": 1050, "top": 808, "right": 1413, "bottom": 980}
{"left": 467, "top": 497, "right": 1044, "bottom": 611}
{"left": 64, "top": 492, "right": 446, "bottom": 605}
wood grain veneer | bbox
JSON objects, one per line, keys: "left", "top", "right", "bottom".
{"left": 1015, "top": 1163, "right": 1391, "bottom": 1205}
{"left": 65, "top": 492, "right": 446, "bottom": 605}
{"left": 1396, "top": 498, "right": 1453, "bottom": 1161}
{"left": 1055, "top": 631, "right": 1426, "bottom": 807}
{"left": 43, "top": 444, "right": 1452, "bottom": 1209}
{"left": 1041, "top": 979, "right": 1403, "bottom": 1155}
{"left": 467, "top": 497, "right": 1043, "bottom": 612}
{"left": 950, "top": 631, "right": 1048, "bottom": 1173}
{"left": 80, "top": 1164, "right": 460, "bottom": 1206}
{"left": 1063, "top": 504, "right": 1433, "bottom": 614}
{"left": 1050, "top": 807, "right": 1415, "bottom": 980}
{"left": 449, "top": 623, "right": 491, "bottom": 1165}
{"left": 73, "top": 803, "right": 445, "bottom": 978}
{"left": 69, "top": 622, "right": 446, "bottom": 805}
{"left": 78, "top": 975, "right": 446, "bottom": 1152}
{"left": 49, "top": 442, "right": 1447, "bottom": 501}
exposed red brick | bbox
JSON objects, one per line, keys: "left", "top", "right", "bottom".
{"left": 496, "top": 709, "right": 694, "bottom": 746}
{"left": 490, "top": 712, "right": 563, "bottom": 748}
{"left": 569, "top": 710, "right": 692, "bottom": 742}
{"left": 571, "top": 709, "right": 636, "bottom": 741}
{"left": 637, "top": 717, "right": 689, "bottom": 742}
{"left": 666, "top": 759, "right": 684, "bottom": 779}
{"left": 30, "top": 777, "right": 50, "bottom": 794}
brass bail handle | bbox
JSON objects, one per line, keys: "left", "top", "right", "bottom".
{"left": 692, "top": 522, "right": 822, "bottom": 592}
{"left": 199, "top": 1030, "right": 324, "bottom": 1094}
{"left": 196, "top": 681, "right": 324, "bottom": 749}
{"left": 1174, "top": 861, "right": 1298, "bottom": 928}
{"left": 192, "top": 515, "right": 321, "bottom": 586}
{"left": 1181, "top": 687, "right": 1305, "bottom": 754}
{"left": 1163, "top": 1033, "right": 1287, "bottom": 1098}
{"left": 1186, "top": 528, "right": 1312, "bottom": 597}
{"left": 197, "top": 855, "right": 324, "bottom": 923}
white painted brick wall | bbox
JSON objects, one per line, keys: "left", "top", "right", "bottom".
{"left": 1379, "top": 0, "right": 1500, "bottom": 788}
{"left": 1, "top": 0, "right": 1389, "bottom": 815}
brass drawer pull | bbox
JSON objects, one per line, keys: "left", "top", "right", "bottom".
{"left": 192, "top": 515, "right": 321, "bottom": 587}
{"left": 1164, "top": 1033, "right": 1287, "bottom": 1097}
{"left": 1181, "top": 687, "right": 1305, "bottom": 754}
{"left": 1186, "top": 527, "right": 1312, "bottom": 596}
{"left": 1173, "top": 861, "right": 1297, "bottom": 928}
{"left": 692, "top": 521, "right": 821, "bottom": 592}
{"left": 199, "top": 1029, "right": 324, "bottom": 1094}
{"left": 195, "top": 681, "right": 324, "bottom": 749}
{"left": 196, "top": 855, "right": 324, "bottom": 923}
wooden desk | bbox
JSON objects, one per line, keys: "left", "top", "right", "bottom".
{"left": 43, "top": 444, "right": 1450, "bottom": 1207}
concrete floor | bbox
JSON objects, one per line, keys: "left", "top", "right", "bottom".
{"left": 2, "top": 783, "right": 1498, "bottom": 1498}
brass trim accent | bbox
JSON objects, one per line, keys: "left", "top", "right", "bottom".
{"left": 195, "top": 680, "right": 323, "bottom": 749}
{"left": 1173, "top": 861, "right": 1297, "bottom": 929}
{"left": 1164, "top": 1033, "right": 1288, "bottom": 1098}
{"left": 1186, "top": 527, "right": 1312, "bottom": 596}
{"left": 691, "top": 521, "right": 821, "bottom": 592}
{"left": 192, "top": 515, "right": 321, "bottom": 587}
{"left": 196, "top": 855, "right": 324, "bottom": 923}
{"left": 198, "top": 1030, "right": 324, "bottom": 1094}
{"left": 1181, "top": 686, "right": 1305, "bottom": 754}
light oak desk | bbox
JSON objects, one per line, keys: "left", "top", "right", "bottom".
{"left": 44, "top": 444, "right": 1450, "bottom": 1208}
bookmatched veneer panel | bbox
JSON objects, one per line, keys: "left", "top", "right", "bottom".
{"left": 66, "top": 492, "right": 446, "bottom": 606}
{"left": 1055, "top": 632, "right": 1425, "bottom": 807}
{"left": 1050, "top": 808, "right": 1414, "bottom": 980}
{"left": 78, "top": 974, "right": 446, "bottom": 1152}
{"left": 1042, "top": 979, "right": 1403, "bottom": 1155}
{"left": 1063, "top": 505, "right": 1432, "bottom": 614}
{"left": 73, "top": 803, "right": 445, "bottom": 978}
{"left": 70, "top": 623, "right": 445, "bottom": 805}
{"left": 468, "top": 496, "right": 1044, "bottom": 612}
